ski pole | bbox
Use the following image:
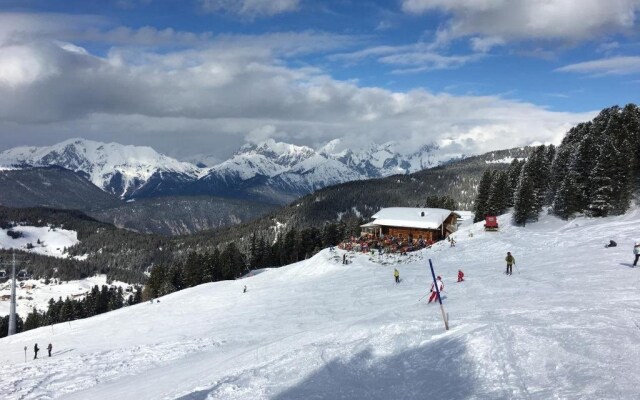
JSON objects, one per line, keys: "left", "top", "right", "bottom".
{"left": 514, "top": 263, "right": 520, "bottom": 274}
{"left": 418, "top": 292, "right": 430, "bottom": 302}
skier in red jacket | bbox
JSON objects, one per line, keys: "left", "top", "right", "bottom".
{"left": 428, "top": 276, "right": 444, "bottom": 303}
{"left": 457, "top": 270, "right": 464, "bottom": 282}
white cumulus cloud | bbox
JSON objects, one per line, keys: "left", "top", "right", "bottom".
{"left": 0, "top": 12, "right": 595, "bottom": 161}
{"left": 402, "top": 0, "right": 640, "bottom": 46}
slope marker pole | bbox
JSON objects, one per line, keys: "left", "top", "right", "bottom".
{"left": 429, "top": 259, "right": 449, "bottom": 331}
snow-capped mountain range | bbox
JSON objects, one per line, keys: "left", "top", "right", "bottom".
{"left": 0, "top": 139, "right": 200, "bottom": 199}
{"left": 0, "top": 138, "right": 457, "bottom": 203}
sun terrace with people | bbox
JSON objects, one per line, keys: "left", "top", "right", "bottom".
{"left": 339, "top": 207, "right": 460, "bottom": 255}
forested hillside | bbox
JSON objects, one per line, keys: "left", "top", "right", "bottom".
{"left": 474, "top": 104, "right": 640, "bottom": 225}
{"left": 90, "top": 196, "right": 277, "bottom": 235}
{"left": 0, "top": 167, "right": 121, "bottom": 211}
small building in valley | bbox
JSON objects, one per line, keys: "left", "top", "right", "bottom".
{"left": 361, "top": 207, "right": 459, "bottom": 242}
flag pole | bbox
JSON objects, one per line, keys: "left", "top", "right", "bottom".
{"left": 429, "top": 259, "right": 449, "bottom": 331}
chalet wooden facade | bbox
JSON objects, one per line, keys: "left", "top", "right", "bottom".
{"left": 361, "top": 207, "right": 459, "bottom": 242}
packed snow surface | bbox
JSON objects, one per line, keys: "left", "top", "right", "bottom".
{"left": 1, "top": 210, "right": 640, "bottom": 399}
{"left": 0, "top": 226, "right": 79, "bottom": 258}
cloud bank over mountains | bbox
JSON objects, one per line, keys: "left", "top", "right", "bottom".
{"left": 0, "top": 2, "right": 634, "bottom": 160}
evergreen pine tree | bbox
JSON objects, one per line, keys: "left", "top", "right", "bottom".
{"left": 587, "top": 135, "right": 618, "bottom": 217}
{"left": 552, "top": 174, "right": 582, "bottom": 219}
{"left": 60, "top": 297, "right": 75, "bottom": 321}
{"left": 322, "top": 224, "right": 340, "bottom": 247}
{"left": 512, "top": 165, "right": 538, "bottom": 226}
{"left": 167, "top": 264, "right": 185, "bottom": 293}
{"left": 474, "top": 169, "right": 494, "bottom": 222}
{"left": 249, "top": 234, "right": 261, "bottom": 269}
{"left": 507, "top": 159, "right": 524, "bottom": 207}
{"left": 133, "top": 286, "right": 143, "bottom": 304}
{"left": 620, "top": 104, "right": 640, "bottom": 178}
{"left": 146, "top": 265, "right": 167, "bottom": 298}
{"left": 183, "top": 252, "right": 203, "bottom": 288}
{"left": 487, "top": 171, "right": 510, "bottom": 216}
{"left": 23, "top": 308, "right": 43, "bottom": 331}
{"left": 220, "top": 242, "right": 245, "bottom": 279}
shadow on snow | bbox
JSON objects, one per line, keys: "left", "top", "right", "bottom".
{"left": 272, "top": 336, "right": 475, "bottom": 400}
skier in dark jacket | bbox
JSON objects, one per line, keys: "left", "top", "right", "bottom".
{"left": 47, "top": 343, "right": 52, "bottom": 357}
{"left": 633, "top": 242, "right": 640, "bottom": 267}
{"left": 505, "top": 252, "right": 515, "bottom": 275}
{"left": 33, "top": 343, "right": 39, "bottom": 359}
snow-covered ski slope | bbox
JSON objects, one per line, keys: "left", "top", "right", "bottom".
{"left": 1, "top": 210, "right": 640, "bottom": 399}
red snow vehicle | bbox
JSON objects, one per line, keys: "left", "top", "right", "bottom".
{"left": 484, "top": 216, "right": 498, "bottom": 231}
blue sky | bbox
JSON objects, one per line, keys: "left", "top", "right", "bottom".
{"left": 0, "top": 0, "right": 638, "bottom": 160}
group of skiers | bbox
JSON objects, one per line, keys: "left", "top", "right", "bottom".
{"left": 33, "top": 343, "right": 53, "bottom": 359}
{"left": 392, "top": 267, "right": 467, "bottom": 304}
{"left": 390, "top": 250, "right": 517, "bottom": 304}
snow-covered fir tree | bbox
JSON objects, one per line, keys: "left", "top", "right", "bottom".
{"left": 473, "top": 169, "right": 494, "bottom": 222}
{"left": 487, "top": 171, "right": 510, "bottom": 216}
{"left": 512, "top": 156, "right": 540, "bottom": 226}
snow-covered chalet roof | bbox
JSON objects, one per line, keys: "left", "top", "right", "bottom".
{"left": 370, "top": 207, "right": 453, "bottom": 230}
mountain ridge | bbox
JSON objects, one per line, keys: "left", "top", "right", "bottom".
{"left": 0, "top": 138, "right": 461, "bottom": 203}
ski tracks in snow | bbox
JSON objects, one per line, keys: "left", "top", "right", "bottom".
{"left": 0, "top": 337, "right": 223, "bottom": 400}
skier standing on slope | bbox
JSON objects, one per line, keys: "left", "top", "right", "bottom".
{"left": 633, "top": 243, "right": 640, "bottom": 267}
{"left": 394, "top": 268, "right": 400, "bottom": 284}
{"left": 457, "top": 270, "right": 464, "bottom": 282}
{"left": 428, "top": 276, "right": 444, "bottom": 303}
{"left": 505, "top": 252, "right": 515, "bottom": 275}
{"left": 47, "top": 343, "right": 52, "bottom": 357}
{"left": 33, "top": 343, "right": 39, "bottom": 359}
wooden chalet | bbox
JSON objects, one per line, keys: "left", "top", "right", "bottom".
{"left": 361, "top": 207, "right": 459, "bottom": 242}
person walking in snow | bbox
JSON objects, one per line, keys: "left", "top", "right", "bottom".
{"left": 342, "top": 254, "right": 347, "bottom": 265}
{"left": 457, "top": 270, "right": 465, "bottom": 282}
{"left": 33, "top": 343, "right": 39, "bottom": 360}
{"left": 47, "top": 343, "right": 52, "bottom": 357}
{"left": 633, "top": 243, "right": 640, "bottom": 267}
{"left": 428, "top": 276, "right": 444, "bottom": 303}
{"left": 505, "top": 252, "right": 515, "bottom": 275}
{"left": 243, "top": 285, "right": 247, "bottom": 293}
{"left": 393, "top": 268, "right": 400, "bottom": 284}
